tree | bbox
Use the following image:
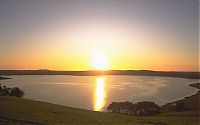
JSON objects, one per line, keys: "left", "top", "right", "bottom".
{"left": 107, "top": 102, "right": 120, "bottom": 113}
{"left": 133, "top": 101, "right": 160, "bottom": 116}
{"left": 9, "top": 87, "right": 24, "bottom": 97}
{"left": 0, "top": 84, "right": 2, "bottom": 95}
{"left": 107, "top": 101, "right": 160, "bottom": 116}
{"left": 1, "top": 86, "right": 9, "bottom": 96}
{"left": 0, "top": 85, "right": 24, "bottom": 97}
{"left": 122, "top": 101, "right": 133, "bottom": 115}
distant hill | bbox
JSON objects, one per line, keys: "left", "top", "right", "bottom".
{"left": 0, "top": 70, "right": 199, "bottom": 79}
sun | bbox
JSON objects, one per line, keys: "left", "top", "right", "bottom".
{"left": 92, "top": 52, "right": 109, "bottom": 70}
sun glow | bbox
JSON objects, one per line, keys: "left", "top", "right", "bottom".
{"left": 94, "top": 77, "right": 106, "bottom": 111}
{"left": 92, "top": 52, "right": 109, "bottom": 70}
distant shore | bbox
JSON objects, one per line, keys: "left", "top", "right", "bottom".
{"left": 0, "top": 70, "right": 199, "bottom": 79}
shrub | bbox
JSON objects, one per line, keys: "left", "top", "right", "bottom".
{"left": 9, "top": 87, "right": 24, "bottom": 97}
{"left": 0, "top": 84, "right": 24, "bottom": 97}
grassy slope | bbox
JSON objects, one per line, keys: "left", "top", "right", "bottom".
{"left": 0, "top": 96, "right": 199, "bottom": 125}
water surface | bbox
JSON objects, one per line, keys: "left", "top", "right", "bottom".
{"left": 1, "top": 75, "right": 198, "bottom": 111}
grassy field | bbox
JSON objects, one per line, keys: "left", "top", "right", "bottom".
{"left": 0, "top": 96, "right": 199, "bottom": 125}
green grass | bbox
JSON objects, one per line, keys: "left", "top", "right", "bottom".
{"left": 0, "top": 96, "right": 199, "bottom": 125}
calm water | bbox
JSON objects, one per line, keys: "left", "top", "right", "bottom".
{"left": 1, "top": 75, "right": 198, "bottom": 111}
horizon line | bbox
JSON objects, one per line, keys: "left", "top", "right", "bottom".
{"left": 0, "top": 69, "right": 199, "bottom": 73}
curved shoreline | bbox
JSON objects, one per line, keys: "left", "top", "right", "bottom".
{"left": 189, "top": 83, "right": 200, "bottom": 89}
{"left": 0, "top": 76, "right": 11, "bottom": 80}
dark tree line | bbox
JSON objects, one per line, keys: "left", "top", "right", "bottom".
{"left": 0, "top": 84, "right": 24, "bottom": 97}
{"left": 107, "top": 101, "right": 160, "bottom": 116}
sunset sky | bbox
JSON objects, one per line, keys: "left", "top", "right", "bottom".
{"left": 0, "top": 0, "right": 198, "bottom": 71}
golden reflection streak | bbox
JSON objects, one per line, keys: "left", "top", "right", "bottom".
{"left": 94, "top": 77, "right": 106, "bottom": 111}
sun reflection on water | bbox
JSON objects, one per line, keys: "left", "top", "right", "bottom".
{"left": 94, "top": 77, "right": 106, "bottom": 111}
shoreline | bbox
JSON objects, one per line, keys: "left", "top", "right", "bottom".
{"left": 0, "top": 76, "right": 11, "bottom": 80}
{"left": 189, "top": 83, "right": 200, "bottom": 89}
{"left": 161, "top": 82, "right": 200, "bottom": 112}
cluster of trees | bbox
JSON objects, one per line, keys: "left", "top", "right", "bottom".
{"left": 0, "top": 84, "right": 24, "bottom": 97}
{"left": 107, "top": 101, "right": 160, "bottom": 116}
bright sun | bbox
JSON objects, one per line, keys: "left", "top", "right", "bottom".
{"left": 92, "top": 52, "right": 109, "bottom": 70}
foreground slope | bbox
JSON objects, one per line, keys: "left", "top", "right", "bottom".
{"left": 0, "top": 96, "right": 199, "bottom": 125}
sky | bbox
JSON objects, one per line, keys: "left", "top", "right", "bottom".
{"left": 0, "top": 0, "right": 199, "bottom": 71}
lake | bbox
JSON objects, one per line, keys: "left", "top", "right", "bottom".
{"left": 1, "top": 75, "right": 198, "bottom": 111}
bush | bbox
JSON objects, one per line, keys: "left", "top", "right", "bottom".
{"left": 0, "top": 84, "right": 24, "bottom": 97}
{"left": 133, "top": 101, "right": 160, "bottom": 116}
{"left": 9, "top": 87, "right": 24, "bottom": 97}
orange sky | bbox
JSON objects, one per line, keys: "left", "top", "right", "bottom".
{"left": 0, "top": 0, "right": 199, "bottom": 71}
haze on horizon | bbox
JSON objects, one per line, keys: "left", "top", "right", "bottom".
{"left": 0, "top": 0, "right": 199, "bottom": 71}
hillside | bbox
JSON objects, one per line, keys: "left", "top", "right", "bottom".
{"left": 161, "top": 83, "right": 200, "bottom": 112}
{"left": 0, "top": 96, "right": 199, "bottom": 125}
